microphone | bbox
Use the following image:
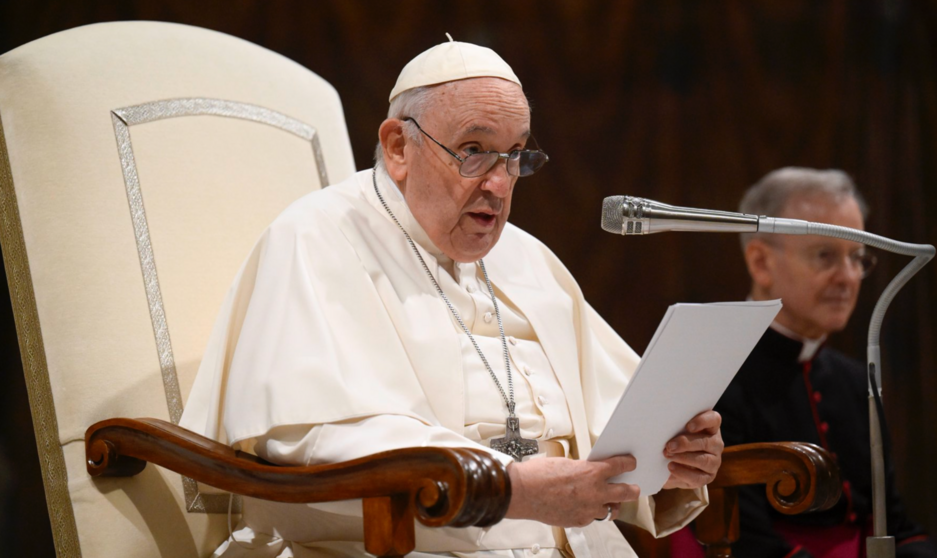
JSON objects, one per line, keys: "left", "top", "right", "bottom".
{"left": 601, "top": 195, "right": 811, "bottom": 235}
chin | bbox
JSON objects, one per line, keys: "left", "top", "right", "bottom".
{"left": 820, "top": 317, "right": 851, "bottom": 334}
{"left": 453, "top": 237, "right": 499, "bottom": 262}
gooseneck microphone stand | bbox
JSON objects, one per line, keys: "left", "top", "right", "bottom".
{"left": 602, "top": 196, "right": 935, "bottom": 558}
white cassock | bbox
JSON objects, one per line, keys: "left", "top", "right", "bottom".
{"left": 180, "top": 169, "right": 709, "bottom": 557}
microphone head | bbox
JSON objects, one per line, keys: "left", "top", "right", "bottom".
{"left": 602, "top": 195, "right": 759, "bottom": 236}
{"left": 601, "top": 196, "right": 625, "bottom": 234}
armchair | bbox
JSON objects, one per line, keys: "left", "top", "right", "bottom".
{"left": 0, "top": 21, "right": 839, "bottom": 557}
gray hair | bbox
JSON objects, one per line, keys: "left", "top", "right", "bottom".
{"left": 739, "top": 167, "right": 869, "bottom": 250}
{"left": 373, "top": 85, "right": 444, "bottom": 171}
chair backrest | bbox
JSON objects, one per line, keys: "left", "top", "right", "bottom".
{"left": 0, "top": 21, "right": 356, "bottom": 557}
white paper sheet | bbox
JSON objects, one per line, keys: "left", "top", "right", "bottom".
{"left": 588, "top": 299, "right": 782, "bottom": 495}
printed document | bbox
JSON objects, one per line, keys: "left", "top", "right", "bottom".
{"left": 588, "top": 299, "right": 782, "bottom": 495}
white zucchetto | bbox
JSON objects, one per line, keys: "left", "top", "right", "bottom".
{"left": 389, "top": 33, "right": 522, "bottom": 101}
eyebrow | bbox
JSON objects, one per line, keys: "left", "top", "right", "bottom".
{"left": 461, "top": 124, "right": 532, "bottom": 139}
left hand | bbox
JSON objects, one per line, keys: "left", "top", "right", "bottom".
{"left": 661, "top": 410, "right": 723, "bottom": 490}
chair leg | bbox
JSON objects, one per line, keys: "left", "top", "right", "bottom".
{"left": 363, "top": 494, "right": 416, "bottom": 557}
{"left": 695, "top": 487, "right": 739, "bottom": 558}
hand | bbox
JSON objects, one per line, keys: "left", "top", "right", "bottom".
{"left": 662, "top": 410, "right": 723, "bottom": 490}
{"left": 505, "top": 455, "right": 640, "bottom": 527}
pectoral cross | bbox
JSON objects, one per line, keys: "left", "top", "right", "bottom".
{"left": 490, "top": 416, "right": 539, "bottom": 461}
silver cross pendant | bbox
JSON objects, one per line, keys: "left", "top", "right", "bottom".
{"left": 490, "top": 416, "right": 539, "bottom": 461}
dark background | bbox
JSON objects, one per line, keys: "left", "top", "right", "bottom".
{"left": 1, "top": 1, "right": 935, "bottom": 555}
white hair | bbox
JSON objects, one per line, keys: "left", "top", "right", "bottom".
{"left": 372, "top": 85, "right": 444, "bottom": 171}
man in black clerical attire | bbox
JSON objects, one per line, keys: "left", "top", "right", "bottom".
{"left": 715, "top": 168, "right": 935, "bottom": 558}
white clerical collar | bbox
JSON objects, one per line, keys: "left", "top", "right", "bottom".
{"left": 769, "top": 320, "right": 826, "bottom": 363}
{"left": 372, "top": 168, "right": 465, "bottom": 278}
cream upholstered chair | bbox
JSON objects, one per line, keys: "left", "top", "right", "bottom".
{"left": 0, "top": 20, "right": 355, "bottom": 557}
{"left": 0, "top": 21, "right": 510, "bottom": 558}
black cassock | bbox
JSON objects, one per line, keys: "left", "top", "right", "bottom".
{"left": 714, "top": 327, "right": 935, "bottom": 558}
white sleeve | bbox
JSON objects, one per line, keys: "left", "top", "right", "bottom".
{"left": 252, "top": 414, "right": 514, "bottom": 469}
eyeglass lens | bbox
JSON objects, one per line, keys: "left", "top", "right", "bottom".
{"left": 461, "top": 151, "right": 549, "bottom": 178}
{"left": 810, "top": 248, "right": 877, "bottom": 278}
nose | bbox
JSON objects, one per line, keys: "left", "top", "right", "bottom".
{"left": 480, "top": 158, "right": 513, "bottom": 198}
{"left": 831, "top": 257, "right": 864, "bottom": 283}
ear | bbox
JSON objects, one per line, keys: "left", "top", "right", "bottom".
{"left": 378, "top": 118, "right": 410, "bottom": 182}
{"left": 745, "top": 239, "right": 775, "bottom": 292}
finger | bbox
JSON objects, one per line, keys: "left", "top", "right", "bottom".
{"left": 686, "top": 410, "right": 722, "bottom": 434}
{"left": 664, "top": 462, "right": 717, "bottom": 489}
{"left": 597, "top": 454, "right": 637, "bottom": 476}
{"left": 665, "top": 434, "right": 698, "bottom": 454}
{"left": 666, "top": 431, "right": 724, "bottom": 456}
{"left": 665, "top": 450, "right": 721, "bottom": 475}
{"left": 606, "top": 482, "right": 640, "bottom": 503}
{"left": 594, "top": 503, "right": 622, "bottom": 521}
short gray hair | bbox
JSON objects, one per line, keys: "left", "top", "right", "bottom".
{"left": 739, "top": 167, "right": 869, "bottom": 249}
{"left": 373, "top": 85, "right": 445, "bottom": 171}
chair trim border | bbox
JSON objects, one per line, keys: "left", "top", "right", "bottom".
{"left": 110, "top": 97, "right": 330, "bottom": 514}
{"left": 0, "top": 113, "right": 83, "bottom": 556}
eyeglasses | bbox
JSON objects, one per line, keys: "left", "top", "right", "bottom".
{"left": 809, "top": 246, "right": 877, "bottom": 279}
{"left": 403, "top": 117, "right": 549, "bottom": 178}
{"left": 774, "top": 242, "right": 878, "bottom": 279}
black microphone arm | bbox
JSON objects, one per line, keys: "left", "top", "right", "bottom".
{"left": 602, "top": 195, "right": 935, "bottom": 558}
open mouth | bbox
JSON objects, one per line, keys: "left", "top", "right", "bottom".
{"left": 469, "top": 212, "right": 497, "bottom": 227}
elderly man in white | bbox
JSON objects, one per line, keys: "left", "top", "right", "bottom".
{"left": 182, "top": 37, "right": 723, "bottom": 557}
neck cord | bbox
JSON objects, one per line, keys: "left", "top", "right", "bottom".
{"left": 371, "top": 169, "right": 517, "bottom": 416}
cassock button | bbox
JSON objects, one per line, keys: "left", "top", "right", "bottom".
{"left": 484, "top": 312, "right": 493, "bottom": 323}
{"left": 466, "top": 283, "right": 477, "bottom": 293}
{"left": 508, "top": 336, "right": 518, "bottom": 345}
{"left": 813, "top": 391, "right": 822, "bottom": 403}
{"left": 531, "top": 544, "right": 541, "bottom": 554}
{"left": 537, "top": 395, "right": 546, "bottom": 406}
{"left": 820, "top": 422, "right": 830, "bottom": 434}
{"left": 523, "top": 365, "right": 532, "bottom": 376}
{"left": 547, "top": 428, "right": 554, "bottom": 438}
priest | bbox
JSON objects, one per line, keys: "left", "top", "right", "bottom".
{"left": 181, "top": 36, "right": 723, "bottom": 557}
{"left": 715, "top": 167, "right": 935, "bottom": 558}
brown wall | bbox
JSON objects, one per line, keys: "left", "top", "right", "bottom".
{"left": 2, "top": 1, "right": 935, "bottom": 554}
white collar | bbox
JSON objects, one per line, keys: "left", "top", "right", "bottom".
{"left": 769, "top": 320, "right": 826, "bottom": 363}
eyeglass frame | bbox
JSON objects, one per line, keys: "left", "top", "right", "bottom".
{"left": 764, "top": 238, "right": 877, "bottom": 279}
{"left": 401, "top": 117, "right": 549, "bottom": 178}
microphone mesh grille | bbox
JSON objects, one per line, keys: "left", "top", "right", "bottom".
{"left": 601, "top": 196, "right": 624, "bottom": 234}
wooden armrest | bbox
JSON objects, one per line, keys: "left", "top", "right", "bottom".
{"left": 617, "top": 441, "right": 841, "bottom": 558}
{"left": 697, "top": 441, "right": 841, "bottom": 557}
{"left": 712, "top": 441, "right": 841, "bottom": 515}
{"left": 85, "top": 418, "right": 511, "bottom": 557}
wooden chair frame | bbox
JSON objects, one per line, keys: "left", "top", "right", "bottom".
{"left": 86, "top": 418, "right": 839, "bottom": 557}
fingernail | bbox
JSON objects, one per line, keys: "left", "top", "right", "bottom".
{"left": 667, "top": 442, "right": 677, "bottom": 451}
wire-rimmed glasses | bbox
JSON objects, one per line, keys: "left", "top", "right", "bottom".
{"left": 403, "top": 117, "right": 549, "bottom": 178}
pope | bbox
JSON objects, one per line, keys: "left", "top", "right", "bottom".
{"left": 182, "top": 36, "right": 724, "bottom": 557}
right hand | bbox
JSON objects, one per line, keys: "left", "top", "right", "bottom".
{"left": 504, "top": 455, "right": 640, "bottom": 527}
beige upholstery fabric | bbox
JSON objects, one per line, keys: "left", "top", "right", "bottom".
{"left": 0, "top": 22, "right": 356, "bottom": 557}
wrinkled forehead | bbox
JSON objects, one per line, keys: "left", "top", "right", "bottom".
{"left": 424, "top": 78, "right": 531, "bottom": 134}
